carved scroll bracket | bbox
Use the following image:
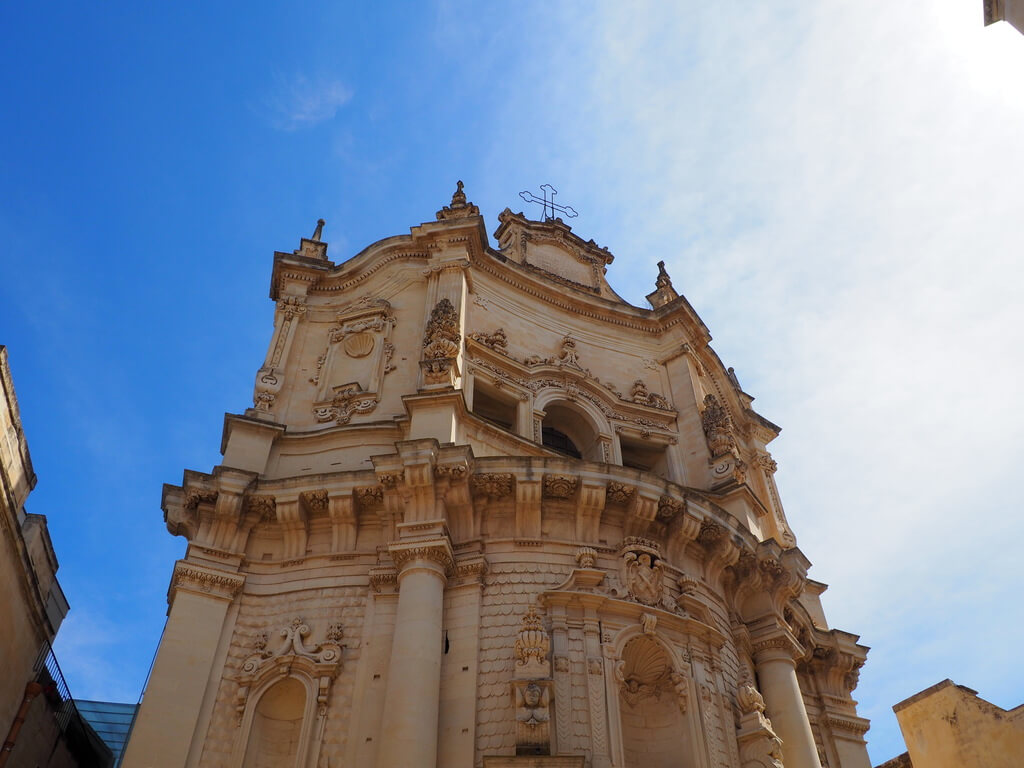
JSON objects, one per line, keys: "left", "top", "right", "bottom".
{"left": 235, "top": 617, "right": 344, "bottom": 722}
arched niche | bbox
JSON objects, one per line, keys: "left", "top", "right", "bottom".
{"left": 242, "top": 677, "right": 307, "bottom": 768}
{"left": 232, "top": 623, "right": 342, "bottom": 768}
{"left": 606, "top": 626, "right": 700, "bottom": 768}
{"left": 533, "top": 395, "right": 609, "bottom": 462}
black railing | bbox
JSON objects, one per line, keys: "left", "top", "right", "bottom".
{"left": 32, "top": 641, "right": 112, "bottom": 767}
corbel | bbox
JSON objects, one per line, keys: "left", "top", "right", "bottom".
{"left": 575, "top": 481, "right": 606, "bottom": 542}
{"left": 624, "top": 489, "right": 660, "bottom": 539}
{"left": 515, "top": 476, "right": 543, "bottom": 540}
{"left": 324, "top": 491, "right": 356, "bottom": 553}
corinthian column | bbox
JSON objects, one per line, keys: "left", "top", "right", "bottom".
{"left": 752, "top": 631, "right": 821, "bottom": 768}
{"left": 375, "top": 522, "right": 454, "bottom": 768}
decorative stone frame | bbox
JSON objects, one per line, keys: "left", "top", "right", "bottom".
{"left": 604, "top": 620, "right": 703, "bottom": 768}
{"left": 311, "top": 299, "right": 396, "bottom": 424}
{"left": 232, "top": 671, "right": 324, "bottom": 768}
{"left": 231, "top": 619, "right": 344, "bottom": 768}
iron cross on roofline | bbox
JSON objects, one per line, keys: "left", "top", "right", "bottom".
{"left": 519, "top": 184, "right": 578, "bottom": 221}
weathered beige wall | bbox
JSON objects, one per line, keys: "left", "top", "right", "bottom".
{"left": 3, "top": 694, "right": 81, "bottom": 768}
{"left": 0, "top": 346, "right": 68, "bottom": 753}
{"left": 893, "top": 679, "right": 1024, "bottom": 768}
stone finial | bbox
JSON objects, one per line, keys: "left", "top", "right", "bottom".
{"left": 513, "top": 607, "right": 551, "bottom": 678}
{"left": 294, "top": 219, "right": 329, "bottom": 260}
{"left": 452, "top": 180, "right": 467, "bottom": 206}
{"left": 646, "top": 260, "right": 680, "bottom": 308}
{"left": 575, "top": 546, "right": 597, "bottom": 568}
{"left": 436, "top": 179, "right": 480, "bottom": 220}
{"left": 655, "top": 261, "right": 673, "bottom": 290}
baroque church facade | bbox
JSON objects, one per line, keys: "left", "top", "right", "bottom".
{"left": 120, "top": 184, "right": 871, "bottom": 768}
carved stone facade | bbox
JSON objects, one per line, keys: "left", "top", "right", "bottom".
{"left": 122, "top": 184, "right": 871, "bottom": 768}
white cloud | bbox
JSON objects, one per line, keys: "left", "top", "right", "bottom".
{"left": 52, "top": 611, "right": 148, "bottom": 703}
{"left": 471, "top": 1, "right": 1024, "bottom": 762}
{"left": 266, "top": 73, "right": 352, "bottom": 130}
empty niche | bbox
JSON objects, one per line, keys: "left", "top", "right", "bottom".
{"left": 619, "top": 434, "right": 669, "bottom": 477}
{"left": 541, "top": 402, "right": 601, "bottom": 461}
{"left": 471, "top": 377, "right": 518, "bottom": 432}
{"left": 242, "top": 677, "right": 306, "bottom": 768}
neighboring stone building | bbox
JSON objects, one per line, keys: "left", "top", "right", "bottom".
{"left": 876, "top": 680, "right": 1024, "bottom": 768}
{"left": 121, "top": 184, "right": 871, "bottom": 768}
{"left": 984, "top": 0, "right": 1024, "bottom": 34}
{"left": 0, "top": 346, "right": 112, "bottom": 768}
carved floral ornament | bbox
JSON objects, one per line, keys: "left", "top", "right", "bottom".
{"left": 276, "top": 295, "right": 308, "bottom": 319}
{"left": 422, "top": 298, "right": 461, "bottom": 359}
{"left": 736, "top": 675, "right": 785, "bottom": 768}
{"left": 313, "top": 383, "right": 379, "bottom": 425}
{"left": 542, "top": 474, "right": 578, "bottom": 499}
{"left": 467, "top": 331, "right": 674, "bottom": 413}
{"left": 575, "top": 546, "right": 597, "bottom": 568}
{"left": 701, "top": 393, "right": 738, "bottom": 457}
{"left": 236, "top": 617, "right": 344, "bottom": 721}
{"left": 605, "top": 482, "right": 635, "bottom": 504}
{"left": 421, "top": 298, "right": 462, "bottom": 386}
{"left": 469, "top": 472, "right": 514, "bottom": 500}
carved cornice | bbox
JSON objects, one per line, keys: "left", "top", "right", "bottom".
{"left": 822, "top": 715, "right": 870, "bottom": 735}
{"left": 171, "top": 562, "right": 244, "bottom": 600}
{"left": 454, "top": 554, "right": 488, "bottom": 580}
{"left": 368, "top": 566, "right": 398, "bottom": 593}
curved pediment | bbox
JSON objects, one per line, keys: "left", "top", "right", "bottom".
{"left": 494, "top": 209, "right": 623, "bottom": 300}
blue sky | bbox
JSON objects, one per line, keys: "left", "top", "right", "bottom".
{"left": 2, "top": 2, "right": 1022, "bottom": 763}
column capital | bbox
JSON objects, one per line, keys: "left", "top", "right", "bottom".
{"left": 389, "top": 522, "right": 454, "bottom": 577}
{"left": 748, "top": 617, "right": 804, "bottom": 664}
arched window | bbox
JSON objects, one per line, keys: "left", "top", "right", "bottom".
{"left": 542, "top": 426, "right": 581, "bottom": 458}
{"left": 540, "top": 402, "right": 602, "bottom": 461}
{"left": 242, "top": 678, "right": 306, "bottom": 768}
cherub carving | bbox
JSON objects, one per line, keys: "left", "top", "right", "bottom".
{"left": 516, "top": 682, "right": 551, "bottom": 727}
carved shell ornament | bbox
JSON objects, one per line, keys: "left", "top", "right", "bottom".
{"left": 615, "top": 636, "right": 671, "bottom": 706}
{"left": 342, "top": 331, "right": 375, "bottom": 358}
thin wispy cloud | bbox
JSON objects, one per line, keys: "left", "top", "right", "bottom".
{"left": 471, "top": 1, "right": 1024, "bottom": 762}
{"left": 53, "top": 612, "right": 147, "bottom": 703}
{"left": 266, "top": 73, "right": 352, "bottom": 130}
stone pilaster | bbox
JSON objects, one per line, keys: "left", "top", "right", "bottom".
{"left": 121, "top": 562, "right": 244, "bottom": 768}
